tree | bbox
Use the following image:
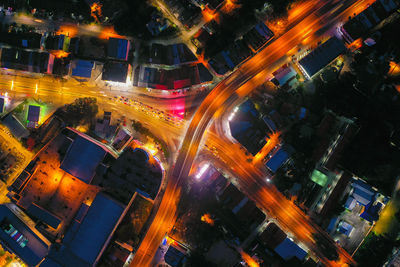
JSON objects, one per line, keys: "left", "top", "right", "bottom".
{"left": 61, "top": 97, "right": 98, "bottom": 127}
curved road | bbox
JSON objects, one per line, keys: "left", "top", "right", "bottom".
{"left": 131, "top": 0, "right": 375, "bottom": 266}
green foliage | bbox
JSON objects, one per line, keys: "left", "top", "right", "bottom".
{"left": 100, "top": 0, "right": 157, "bottom": 38}
{"left": 354, "top": 232, "right": 398, "bottom": 266}
{"left": 132, "top": 120, "right": 170, "bottom": 159}
{"left": 60, "top": 97, "right": 98, "bottom": 127}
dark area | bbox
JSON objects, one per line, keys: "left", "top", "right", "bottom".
{"left": 204, "top": 0, "right": 295, "bottom": 58}
{"left": 100, "top": 0, "right": 157, "bottom": 39}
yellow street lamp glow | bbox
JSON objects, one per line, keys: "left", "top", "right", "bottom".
{"left": 35, "top": 84, "right": 38, "bottom": 94}
{"left": 11, "top": 80, "right": 14, "bottom": 90}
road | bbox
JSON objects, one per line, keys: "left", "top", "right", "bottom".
{"left": 0, "top": 72, "right": 184, "bottom": 152}
{"left": 131, "top": 0, "right": 375, "bottom": 266}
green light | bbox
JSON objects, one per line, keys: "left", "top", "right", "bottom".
{"left": 311, "top": 169, "right": 328, "bottom": 187}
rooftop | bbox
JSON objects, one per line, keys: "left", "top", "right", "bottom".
{"left": 60, "top": 135, "right": 107, "bottom": 184}
{"left": 107, "top": 38, "right": 130, "bottom": 60}
{"left": 0, "top": 203, "right": 51, "bottom": 266}
{"left": 298, "top": 37, "right": 346, "bottom": 78}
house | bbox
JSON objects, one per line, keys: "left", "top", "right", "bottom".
{"left": 1, "top": 114, "right": 29, "bottom": 139}
{"left": 148, "top": 43, "right": 197, "bottom": 65}
{"left": 164, "top": 245, "right": 187, "bottom": 267}
{"left": 0, "top": 47, "right": 54, "bottom": 74}
{"left": 0, "top": 97, "right": 4, "bottom": 113}
{"left": 298, "top": 37, "right": 346, "bottom": 79}
{"left": 339, "top": 0, "right": 398, "bottom": 42}
{"left": 45, "top": 34, "right": 70, "bottom": 51}
{"left": 274, "top": 237, "right": 307, "bottom": 261}
{"left": 95, "top": 111, "right": 117, "bottom": 141}
{"left": 0, "top": 31, "right": 42, "bottom": 49}
{"left": 265, "top": 145, "right": 293, "bottom": 173}
{"left": 27, "top": 105, "right": 40, "bottom": 128}
{"left": 229, "top": 100, "right": 271, "bottom": 156}
{"left": 107, "top": 38, "right": 130, "bottom": 61}
{"left": 26, "top": 203, "right": 62, "bottom": 230}
{"left": 102, "top": 61, "right": 130, "bottom": 83}
{"left": 270, "top": 64, "right": 298, "bottom": 88}
{"left": 243, "top": 22, "right": 274, "bottom": 52}
{"left": 0, "top": 203, "right": 51, "bottom": 266}
{"left": 71, "top": 60, "right": 94, "bottom": 79}
{"left": 258, "top": 222, "right": 287, "bottom": 250}
{"left": 134, "top": 63, "right": 212, "bottom": 90}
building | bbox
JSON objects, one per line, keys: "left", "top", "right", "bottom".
{"left": 339, "top": 0, "right": 398, "bottom": 42}
{"left": 107, "top": 38, "right": 130, "bottom": 61}
{"left": 229, "top": 100, "right": 271, "bottom": 156}
{"left": 274, "top": 237, "right": 307, "bottom": 261}
{"left": 111, "top": 127, "right": 132, "bottom": 151}
{"left": 265, "top": 145, "right": 294, "bottom": 173}
{"left": 45, "top": 34, "right": 70, "bottom": 51}
{"left": 164, "top": 244, "right": 187, "bottom": 267}
{"left": 1, "top": 114, "right": 29, "bottom": 139}
{"left": 70, "top": 60, "right": 95, "bottom": 79}
{"left": 92, "top": 147, "right": 162, "bottom": 201}
{"left": 27, "top": 105, "right": 40, "bottom": 128}
{"left": 0, "top": 97, "right": 4, "bottom": 113}
{"left": 0, "top": 31, "right": 42, "bottom": 49}
{"left": 258, "top": 222, "right": 287, "bottom": 250}
{"left": 298, "top": 37, "right": 346, "bottom": 79}
{"left": 0, "top": 47, "right": 54, "bottom": 74}
{"left": 243, "top": 22, "right": 274, "bottom": 52}
{"left": 60, "top": 135, "right": 108, "bottom": 184}
{"left": 270, "top": 64, "right": 298, "bottom": 89}
{"left": 147, "top": 43, "right": 197, "bottom": 65}
{"left": 94, "top": 111, "right": 117, "bottom": 141}
{"left": 102, "top": 61, "right": 130, "bottom": 83}
{"left": 134, "top": 63, "right": 212, "bottom": 91}
{"left": 0, "top": 203, "right": 51, "bottom": 266}
{"left": 44, "top": 192, "right": 125, "bottom": 267}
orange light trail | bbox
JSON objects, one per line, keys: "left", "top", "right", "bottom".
{"left": 221, "top": 0, "right": 241, "bottom": 14}
{"left": 98, "top": 26, "right": 125, "bottom": 39}
{"left": 389, "top": 61, "right": 400, "bottom": 76}
{"left": 200, "top": 213, "right": 214, "bottom": 226}
{"left": 90, "top": 2, "right": 102, "bottom": 23}
{"left": 202, "top": 7, "right": 217, "bottom": 23}
{"left": 56, "top": 25, "right": 78, "bottom": 38}
{"left": 51, "top": 50, "right": 70, "bottom": 58}
{"left": 239, "top": 249, "right": 259, "bottom": 267}
{"left": 347, "top": 38, "right": 363, "bottom": 51}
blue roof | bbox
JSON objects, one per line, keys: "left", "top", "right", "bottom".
{"left": 298, "top": 37, "right": 346, "bottom": 78}
{"left": 164, "top": 246, "right": 186, "bottom": 267}
{"left": 0, "top": 97, "right": 4, "bottom": 113}
{"left": 344, "top": 196, "right": 357, "bottom": 210}
{"left": 65, "top": 193, "right": 124, "bottom": 265}
{"left": 108, "top": 38, "right": 129, "bottom": 60}
{"left": 39, "top": 258, "right": 63, "bottom": 267}
{"left": 274, "top": 238, "right": 307, "bottom": 261}
{"left": 0, "top": 204, "right": 50, "bottom": 266}
{"left": 360, "top": 202, "right": 382, "bottom": 222}
{"left": 338, "top": 221, "right": 353, "bottom": 236}
{"left": 2, "top": 114, "right": 29, "bottom": 139}
{"left": 263, "top": 116, "right": 277, "bottom": 132}
{"left": 28, "top": 105, "right": 40, "bottom": 123}
{"left": 27, "top": 203, "right": 61, "bottom": 229}
{"left": 71, "top": 60, "right": 94, "bottom": 78}
{"left": 60, "top": 136, "right": 107, "bottom": 184}
{"left": 327, "top": 217, "right": 338, "bottom": 232}
{"left": 266, "top": 147, "right": 291, "bottom": 173}
{"left": 221, "top": 51, "right": 235, "bottom": 69}
{"left": 353, "top": 188, "right": 374, "bottom": 206}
